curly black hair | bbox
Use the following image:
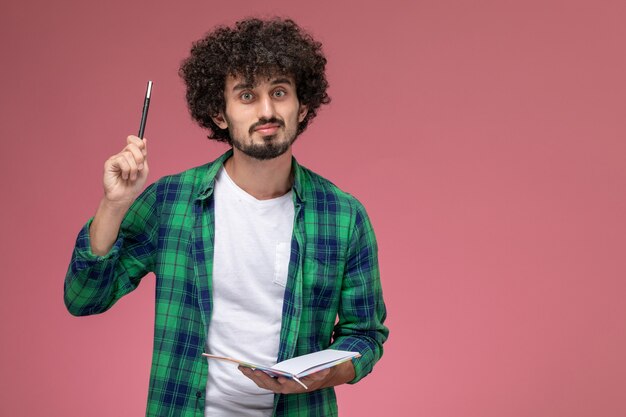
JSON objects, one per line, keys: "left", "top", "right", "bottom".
{"left": 179, "top": 17, "right": 331, "bottom": 143}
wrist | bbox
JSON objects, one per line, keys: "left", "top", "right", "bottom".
{"left": 100, "top": 195, "right": 134, "bottom": 213}
{"left": 89, "top": 198, "right": 131, "bottom": 256}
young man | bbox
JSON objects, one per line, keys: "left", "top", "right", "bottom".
{"left": 65, "top": 18, "right": 388, "bottom": 417}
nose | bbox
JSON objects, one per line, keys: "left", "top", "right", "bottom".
{"left": 258, "top": 94, "right": 276, "bottom": 119}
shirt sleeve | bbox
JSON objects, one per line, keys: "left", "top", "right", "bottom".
{"left": 64, "top": 183, "right": 159, "bottom": 316}
{"left": 329, "top": 200, "right": 389, "bottom": 383}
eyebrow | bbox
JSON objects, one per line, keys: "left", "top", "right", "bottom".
{"left": 231, "top": 77, "right": 293, "bottom": 92}
{"left": 270, "top": 78, "right": 293, "bottom": 86}
{"left": 232, "top": 82, "right": 253, "bottom": 91}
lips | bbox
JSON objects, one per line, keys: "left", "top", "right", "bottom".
{"left": 254, "top": 124, "right": 281, "bottom": 135}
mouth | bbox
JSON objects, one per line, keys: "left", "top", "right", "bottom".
{"left": 254, "top": 123, "right": 281, "bottom": 135}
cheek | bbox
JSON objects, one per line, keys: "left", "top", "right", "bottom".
{"left": 225, "top": 113, "right": 251, "bottom": 132}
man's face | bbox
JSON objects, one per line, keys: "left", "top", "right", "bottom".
{"left": 212, "top": 74, "right": 308, "bottom": 160}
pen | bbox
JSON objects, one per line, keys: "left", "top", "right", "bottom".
{"left": 138, "top": 80, "right": 153, "bottom": 138}
{"left": 291, "top": 376, "right": 308, "bottom": 390}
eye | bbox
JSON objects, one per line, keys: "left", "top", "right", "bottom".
{"left": 240, "top": 92, "right": 254, "bottom": 101}
{"left": 273, "top": 89, "right": 286, "bottom": 98}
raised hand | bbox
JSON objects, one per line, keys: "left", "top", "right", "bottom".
{"left": 89, "top": 135, "right": 150, "bottom": 256}
{"left": 103, "top": 135, "right": 149, "bottom": 208}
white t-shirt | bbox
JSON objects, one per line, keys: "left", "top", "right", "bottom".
{"left": 205, "top": 167, "right": 294, "bottom": 416}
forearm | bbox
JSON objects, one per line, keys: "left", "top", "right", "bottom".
{"left": 64, "top": 219, "right": 126, "bottom": 316}
{"left": 89, "top": 198, "right": 132, "bottom": 256}
{"left": 320, "top": 360, "right": 355, "bottom": 389}
{"left": 330, "top": 331, "right": 387, "bottom": 384}
{"left": 65, "top": 184, "right": 158, "bottom": 316}
{"left": 65, "top": 214, "right": 151, "bottom": 316}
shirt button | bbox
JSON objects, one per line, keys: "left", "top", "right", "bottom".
{"left": 196, "top": 390, "right": 203, "bottom": 398}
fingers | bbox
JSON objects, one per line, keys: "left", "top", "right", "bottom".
{"left": 126, "top": 135, "right": 148, "bottom": 157}
{"left": 238, "top": 366, "right": 318, "bottom": 394}
{"left": 126, "top": 135, "right": 148, "bottom": 164}
{"left": 109, "top": 136, "right": 148, "bottom": 181}
{"left": 122, "top": 151, "right": 140, "bottom": 181}
{"left": 239, "top": 367, "right": 283, "bottom": 393}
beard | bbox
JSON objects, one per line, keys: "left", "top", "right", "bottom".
{"left": 231, "top": 135, "right": 293, "bottom": 160}
{"left": 227, "top": 117, "right": 298, "bottom": 160}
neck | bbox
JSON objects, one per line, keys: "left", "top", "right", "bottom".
{"left": 224, "top": 148, "right": 294, "bottom": 200}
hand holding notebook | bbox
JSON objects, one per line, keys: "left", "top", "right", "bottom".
{"left": 202, "top": 349, "right": 360, "bottom": 390}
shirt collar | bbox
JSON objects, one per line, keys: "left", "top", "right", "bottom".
{"left": 291, "top": 156, "right": 306, "bottom": 204}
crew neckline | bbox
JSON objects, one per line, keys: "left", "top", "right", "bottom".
{"left": 217, "top": 167, "right": 293, "bottom": 206}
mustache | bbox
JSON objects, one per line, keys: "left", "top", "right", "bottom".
{"left": 249, "top": 118, "right": 285, "bottom": 135}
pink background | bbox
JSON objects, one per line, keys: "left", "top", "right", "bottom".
{"left": 1, "top": 0, "right": 625, "bottom": 415}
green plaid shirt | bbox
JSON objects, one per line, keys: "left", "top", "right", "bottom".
{"left": 65, "top": 150, "right": 388, "bottom": 416}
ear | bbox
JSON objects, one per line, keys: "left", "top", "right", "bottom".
{"left": 298, "top": 104, "right": 309, "bottom": 123}
{"left": 211, "top": 112, "right": 228, "bottom": 129}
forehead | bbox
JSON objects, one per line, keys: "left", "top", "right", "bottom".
{"left": 224, "top": 73, "right": 296, "bottom": 91}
